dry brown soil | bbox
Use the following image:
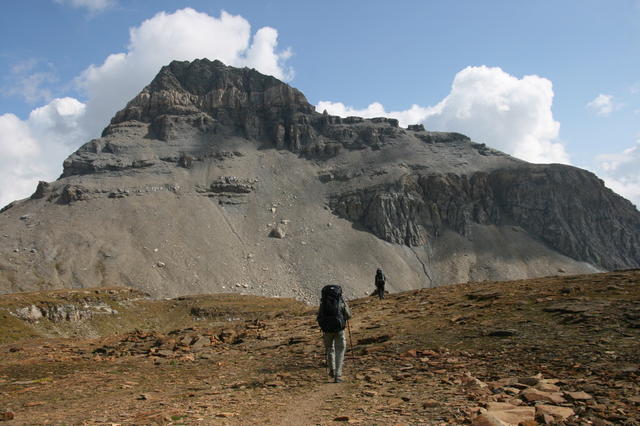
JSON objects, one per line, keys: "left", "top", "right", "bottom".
{"left": 0, "top": 270, "right": 639, "bottom": 425}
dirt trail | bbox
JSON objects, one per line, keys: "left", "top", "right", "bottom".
{"left": 260, "top": 382, "right": 345, "bottom": 425}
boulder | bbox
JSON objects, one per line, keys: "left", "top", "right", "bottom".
{"left": 14, "top": 305, "right": 43, "bottom": 322}
{"left": 269, "top": 225, "right": 286, "bottom": 239}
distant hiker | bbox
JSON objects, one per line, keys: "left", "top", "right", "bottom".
{"left": 317, "top": 285, "right": 352, "bottom": 383}
{"left": 375, "top": 268, "right": 386, "bottom": 300}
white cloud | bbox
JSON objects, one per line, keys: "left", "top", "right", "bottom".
{"left": 0, "top": 99, "right": 87, "bottom": 207}
{"left": 0, "top": 8, "right": 293, "bottom": 207}
{"left": 0, "top": 114, "right": 48, "bottom": 207}
{"left": 586, "top": 94, "right": 615, "bottom": 116}
{"left": 319, "top": 66, "right": 568, "bottom": 164}
{"left": 28, "top": 97, "right": 87, "bottom": 146}
{"left": 54, "top": 0, "right": 115, "bottom": 13}
{"left": 596, "top": 139, "right": 640, "bottom": 208}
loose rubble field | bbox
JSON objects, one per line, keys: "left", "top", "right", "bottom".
{"left": 0, "top": 270, "right": 639, "bottom": 425}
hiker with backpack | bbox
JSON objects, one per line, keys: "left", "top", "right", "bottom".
{"left": 317, "top": 285, "right": 352, "bottom": 383}
{"left": 375, "top": 268, "right": 386, "bottom": 300}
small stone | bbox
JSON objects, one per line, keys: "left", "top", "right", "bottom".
{"left": 137, "top": 393, "right": 153, "bottom": 400}
{"left": 541, "top": 414, "right": 555, "bottom": 424}
{"left": 269, "top": 225, "right": 286, "bottom": 239}
{"left": 0, "top": 410, "right": 15, "bottom": 421}
{"left": 518, "top": 374, "right": 543, "bottom": 386}
{"left": 535, "top": 405, "right": 575, "bottom": 421}
{"left": 157, "top": 261, "right": 165, "bottom": 267}
{"left": 535, "top": 382, "right": 560, "bottom": 392}
{"left": 565, "top": 391, "right": 592, "bottom": 400}
{"left": 484, "top": 402, "right": 535, "bottom": 424}
{"left": 422, "top": 399, "right": 440, "bottom": 408}
{"left": 462, "top": 373, "right": 488, "bottom": 389}
{"left": 471, "top": 413, "right": 505, "bottom": 426}
{"left": 155, "top": 349, "right": 174, "bottom": 357}
{"left": 334, "top": 416, "right": 350, "bottom": 422}
{"left": 215, "top": 412, "right": 237, "bottom": 418}
{"left": 180, "top": 336, "right": 194, "bottom": 346}
{"left": 363, "top": 390, "right": 378, "bottom": 397}
{"left": 521, "top": 388, "right": 566, "bottom": 404}
{"left": 488, "top": 330, "right": 517, "bottom": 337}
{"left": 191, "top": 336, "right": 210, "bottom": 351}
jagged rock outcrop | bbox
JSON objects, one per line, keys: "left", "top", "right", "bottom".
{"left": 0, "top": 59, "right": 638, "bottom": 299}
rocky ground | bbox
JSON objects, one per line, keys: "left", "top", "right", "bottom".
{"left": 0, "top": 270, "right": 639, "bottom": 425}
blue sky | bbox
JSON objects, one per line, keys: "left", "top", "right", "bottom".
{"left": 1, "top": 0, "right": 639, "bottom": 208}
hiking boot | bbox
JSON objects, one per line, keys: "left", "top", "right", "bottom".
{"left": 328, "top": 369, "right": 334, "bottom": 378}
{"left": 334, "top": 376, "right": 342, "bottom": 383}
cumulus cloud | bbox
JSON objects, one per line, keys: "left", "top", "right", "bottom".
{"left": 597, "top": 139, "right": 640, "bottom": 208}
{"left": 54, "top": 0, "right": 115, "bottom": 13}
{"left": 0, "top": 8, "right": 292, "bottom": 207}
{"left": 319, "top": 66, "right": 569, "bottom": 164}
{"left": 0, "top": 114, "right": 48, "bottom": 207}
{"left": 0, "top": 98, "right": 87, "bottom": 207}
{"left": 586, "top": 94, "right": 615, "bottom": 116}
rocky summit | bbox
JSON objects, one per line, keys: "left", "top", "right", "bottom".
{"left": 0, "top": 58, "right": 639, "bottom": 299}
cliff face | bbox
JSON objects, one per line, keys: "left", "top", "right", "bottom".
{"left": 0, "top": 59, "right": 637, "bottom": 299}
{"left": 331, "top": 164, "right": 640, "bottom": 271}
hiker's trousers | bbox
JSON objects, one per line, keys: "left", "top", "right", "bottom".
{"left": 323, "top": 330, "right": 346, "bottom": 378}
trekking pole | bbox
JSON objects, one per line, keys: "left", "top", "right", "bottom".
{"left": 347, "top": 319, "right": 355, "bottom": 361}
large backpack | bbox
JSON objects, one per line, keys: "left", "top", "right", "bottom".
{"left": 317, "top": 285, "right": 346, "bottom": 332}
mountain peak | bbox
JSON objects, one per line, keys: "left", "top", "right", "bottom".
{"left": 107, "top": 59, "right": 314, "bottom": 135}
